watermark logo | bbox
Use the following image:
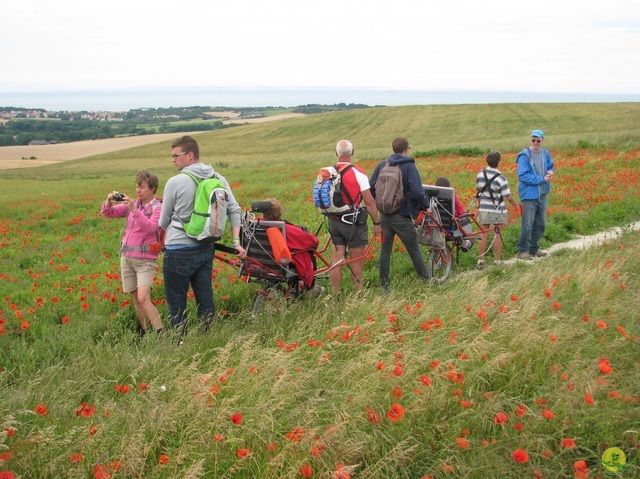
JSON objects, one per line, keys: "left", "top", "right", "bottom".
{"left": 600, "top": 447, "right": 628, "bottom": 474}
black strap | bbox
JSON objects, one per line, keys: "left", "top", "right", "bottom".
{"left": 214, "top": 243, "right": 238, "bottom": 254}
{"left": 477, "top": 170, "right": 502, "bottom": 205}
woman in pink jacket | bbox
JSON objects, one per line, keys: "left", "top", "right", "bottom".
{"left": 101, "top": 170, "right": 164, "bottom": 335}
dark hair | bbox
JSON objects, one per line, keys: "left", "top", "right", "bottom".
{"left": 392, "top": 136, "right": 409, "bottom": 154}
{"left": 263, "top": 198, "right": 283, "bottom": 221}
{"left": 434, "top": 177, "right": 450, "bottom": 187}
{"left": 171, "top": 135, "right": 199, "bottom": 160}
{"left": 136, "top": 170, "right": 159, "bottom": 194}
{"left": 486, "top": 150, "right": 501, "bottom": 168}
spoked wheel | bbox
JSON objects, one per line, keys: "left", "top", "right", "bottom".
{"left": 252, "top": 284, "right": 288, "bottom": 317}
{"left": 428, "top": 245, "right": 453, "bottom": 284}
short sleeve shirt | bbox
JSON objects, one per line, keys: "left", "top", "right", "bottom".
{"left": 476, "top": 167, "right": 512, "bottom": 213}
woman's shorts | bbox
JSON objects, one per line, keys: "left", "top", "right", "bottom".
{"left": 478, "top": 211, "right": 508, "bottom": 226}
{"left": 120, "top": 255, "right": 157, "bottom": 293}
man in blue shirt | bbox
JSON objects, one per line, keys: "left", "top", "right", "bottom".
{"left": 516, "top": 129, "right": 555, "bottom": 259}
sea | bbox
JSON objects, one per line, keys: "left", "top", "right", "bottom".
{"left": 1, "top": 87, "right": 639, "bottom": 112}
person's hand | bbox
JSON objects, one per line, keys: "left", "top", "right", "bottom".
{"left": 374, "top": 224, "right": 382, "bottom": 237}
{"left": 517, "top": 204, "right": 523, "bottom": 216}
{"left": 234, "top": 245, "right": 246, "bottom": 259}
{"left": 544, "top": 170, "right": 554, "bottom": 182}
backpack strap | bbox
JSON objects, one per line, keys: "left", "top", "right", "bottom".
{"left": 335, "top": 163, "right": 358, "bottom": 206}
{"left": 476, "top": 170, "right": 502, "bottom": 205}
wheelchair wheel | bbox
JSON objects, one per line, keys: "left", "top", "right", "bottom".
{"left": 252, "top": 284, "right": 286, "bottom": 317}
{"left": 428, "top": 246, "right": 453, "bottom": 284}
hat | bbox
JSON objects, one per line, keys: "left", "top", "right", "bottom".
{"left": 531, "top": 129, "right": 544, "bottom": 138}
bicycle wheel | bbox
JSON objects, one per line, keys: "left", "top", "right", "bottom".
{"left": 252, "top": 284, "right": 286, "bottom": 317}
{"left": 428, "top": 245, "right": 453, "bottom": 284}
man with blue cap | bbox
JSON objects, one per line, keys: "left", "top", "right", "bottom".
{"left": 515, "top": 129, "right": 555, "bottom": 259}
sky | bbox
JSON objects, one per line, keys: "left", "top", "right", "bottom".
{"left": 2, "top": 0, "right": 640, "bottom": 95}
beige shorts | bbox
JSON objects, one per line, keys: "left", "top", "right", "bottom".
{"left": 478, "top": 210, "right": 508, "bottom": 225}
{"left": 120, "top": 255, "right": 157, "bottom": 293}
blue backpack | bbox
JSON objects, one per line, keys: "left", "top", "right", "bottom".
{"left": 313, "top": 164, "right": 355, "bottom": 215}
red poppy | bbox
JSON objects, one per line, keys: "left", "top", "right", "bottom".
{"left": 93, "top": 465, "right": 111, "bottom": 479}
{"left": 599, "top": 358, "right": 613, "bottom": 374}
{"left": 76, "top": 402, "right": 95, "bottom": 418}
{"left": 230, "top": 413, "right": 243, "bottom": 425}
{"left": 214, "top": 433, "right": 224, "bottom": 442}
{"left": 494, "top": 412, "right": 508, "bottom": 424}
{"left": 365, "top": 407, "right": 381, "bottom": 424}
{"left": 285, "top": 427, "right": 305, "bottom": 442}
{"left": 456, "top": 437, "right": 470, "bottom": 449}
{"left": 0, "top": 471, "right": 15, "bottom": 479}
{"left": 561, "top": 438, "right": 576, "bottom": 448}
{"left": 459, "top": 400, "right": 472, "bottom": 408}
{"left": 514, "top": 404, "right": 527, "bottom": 417}
{"left": 419, "top": 374, "right": 432, "bottom": 387}
{"left": 69, "top": 453, "right": 83, "bottom": 464}
{"left": 158, "top": 454, "right": 170, "bottom": 465}
{"left": 584, "top": 392, "right": 595, "bottom": 405}
{"left": 34, "top": 403, "right": 48, "bottom": 416}
{"left": 334, "top": 464, "right": 351, "bottom": 479}
{"left": 512, "top": 449, "right": 529, "bottom": 463}
{"left": 236, "top": 448, "right": 250, "bottom": 459}
{"left": 299, "top": 464, "right": 314, "bottom": 477}
{"left": 387, "top": 403, "right": 405, "bottom": 422}
{"left": 541, "top": 409, "right": 555, "bottom": 420}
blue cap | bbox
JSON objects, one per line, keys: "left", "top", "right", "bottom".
{"left": 531, "top": 129, "right": 544, "bottom": 138}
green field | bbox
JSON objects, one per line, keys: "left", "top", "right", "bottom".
{"left": 0, "top": 103, "right": 639, "bottom": 478}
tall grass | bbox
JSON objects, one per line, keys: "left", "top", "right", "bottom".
{"left": 1, "top": 104, "right": 639, "bottom": 478}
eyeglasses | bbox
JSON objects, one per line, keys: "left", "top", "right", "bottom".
{"left": 531, "top": 138, "right": 542, "bottom": 143}
{"left": 172, "top": 152, "right": 188, "bottom": 159}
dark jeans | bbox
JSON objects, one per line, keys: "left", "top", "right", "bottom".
{"left": 379, "top": 213, "right": 430, "bottom": 289}
{"left": 517, "top": 196, "right": 547, "bottom": 254}
{"left": 163, "top": 244, "right": 215, "bottom": 335}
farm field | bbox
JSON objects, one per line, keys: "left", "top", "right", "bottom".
{"left": 0, "top": 103, "right": 639, "bottom": 478}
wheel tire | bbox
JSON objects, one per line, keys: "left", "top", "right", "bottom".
{"left": 428, "top": 246, "right": 453, "bottom": 284}
{"left": 252, "top": 285, "right": 285, "bottom": 317}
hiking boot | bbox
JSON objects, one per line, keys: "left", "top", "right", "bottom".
{"left": 476, "top": 259, "right": 485, "bottom": 270}
{"left": 532, "top": 250, "right": 548, "bottom": 257}
{"left": 516, "top": 252, "right": 533, "bottom": 260}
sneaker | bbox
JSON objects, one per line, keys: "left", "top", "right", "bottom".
{"left": 516, "top": 252, "right": 533, "bottom": 260}
{"left": 533, "top": 250, "right": 548, "bottom": 257}
{"left": 476, "top": 259, "right": 485, "bottom": 270}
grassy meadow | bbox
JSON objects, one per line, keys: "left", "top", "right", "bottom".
{"left": 0, "top": 103, "right": 639, "bottom": 478}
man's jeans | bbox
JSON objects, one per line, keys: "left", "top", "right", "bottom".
{"left": 379, "top": 213, "right": 430, "bottom": 289}
{"left": 163, "top": 244, "right": 215, "bottom": 335}
{"left": 517, "top": 196, "right": 547, "bottom": 254}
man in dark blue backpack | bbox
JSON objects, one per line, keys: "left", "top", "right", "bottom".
{"left": 370, "top": 136, "right": 430, "bottom": 291}
{"left": 516, "top": 129, "right": 555, "bottom": 260}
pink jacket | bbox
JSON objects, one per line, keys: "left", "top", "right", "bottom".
{"left": 101, "top": 198, "right": 162, "bottom": 259}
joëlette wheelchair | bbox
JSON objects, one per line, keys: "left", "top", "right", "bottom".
{"left": 215, "top": 201, "right": 374, "bottom": 315}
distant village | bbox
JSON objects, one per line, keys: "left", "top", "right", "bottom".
{"left": 0, "top": 108, "right": 124, "bottom": 122}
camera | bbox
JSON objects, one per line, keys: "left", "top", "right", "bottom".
{"left": 113, "top": 193, "right": 125, "bottom": 202}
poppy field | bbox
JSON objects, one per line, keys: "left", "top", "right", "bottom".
{"left": 1, "top": 138, "right": 640, "bottom": 478}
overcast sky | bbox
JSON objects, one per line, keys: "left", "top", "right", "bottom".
{"left": 2, "top": 0, "right": 639, "bottom": 94}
